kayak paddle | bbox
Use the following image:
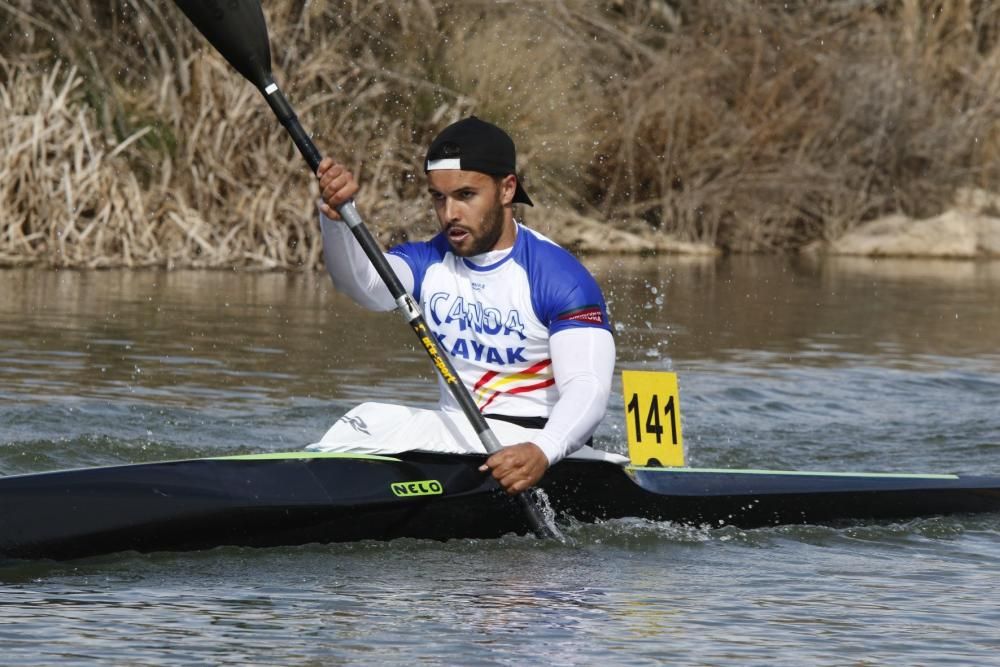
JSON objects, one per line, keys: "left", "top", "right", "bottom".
{"left": 172, "top": 0, "right": 565, "bottom": 541}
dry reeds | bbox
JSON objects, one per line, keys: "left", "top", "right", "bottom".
{"left": 1, "top": 0, "right": 998, "bottom": 268}
{"left": 582, "top": 0, "right": 1000, "bottom": 250}
{"left": 0, "top": 61, "right": 151, "bottom": 267}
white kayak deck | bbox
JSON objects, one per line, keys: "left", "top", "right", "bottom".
{"left": 305, "top": 402, "right": 628, "bottom": 464}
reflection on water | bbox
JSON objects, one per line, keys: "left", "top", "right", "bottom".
{"left": 813, "top": 255, "right": 1000, "bottom": 284}
{"left": 2, "top": 257, "right": 998, "bottom": 406}
{"left": 589, "top": 254, "right": 1000, "bottom": 368}
{"left": 0, "top": 269, "right": 417, "bottom": 407}
{"left": 1, "top": 257, "right": 998, "bottom": 472}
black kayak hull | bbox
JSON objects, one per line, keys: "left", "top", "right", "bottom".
{"left": 2, "top": 451, "right": 999, "bottom": 560}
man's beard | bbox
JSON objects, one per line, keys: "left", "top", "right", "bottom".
{"left": 454, "top": 192, "right": 506, "bottom": 257}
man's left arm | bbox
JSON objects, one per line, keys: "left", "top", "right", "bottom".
{"left": 479, "top": 327, "right": 615, "bottom": 494}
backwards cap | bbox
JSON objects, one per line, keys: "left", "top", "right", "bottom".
{"left": 424, "top": 116, "right": 533, "bottom": 206}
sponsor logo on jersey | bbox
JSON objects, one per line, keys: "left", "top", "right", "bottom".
{"left": 428, "top": 293, "right": 527, "bottom": 340}
{"left": 425, "top": 292, "right": 532, "bottom": 367}
{"left": 556, "top": 305, "right": 605, "bottom": 325}
{"left": 432, "top": 332, "right": 527, "bottom": 366}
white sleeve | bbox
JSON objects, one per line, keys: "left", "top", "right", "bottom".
{"left": 319, "top": 206, "right": 414, "bottom": 311}
{"left": 531, "top": 327, "right": 616, "bottom": 465}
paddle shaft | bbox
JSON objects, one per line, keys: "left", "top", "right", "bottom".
{"left": 265, "top": 85, "right": 560, "bottom": 540}
{"left": 171, "top": 0, "right": 562, "bottom": 540}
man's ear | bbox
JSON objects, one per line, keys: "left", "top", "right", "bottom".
{"left": 499, "top": 174, "right": 517, "bottom": 206}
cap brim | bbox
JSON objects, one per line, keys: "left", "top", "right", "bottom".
{"left": 513, "top": 181, "right": 534, "bottom": 207}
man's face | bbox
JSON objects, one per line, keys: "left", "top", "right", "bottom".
{"left": 427, "top": 170, "right": 516, "bottom": 256}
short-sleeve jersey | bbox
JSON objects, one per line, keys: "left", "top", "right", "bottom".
{"left": 388, "top": 224, "right": 612, "bottom": 418}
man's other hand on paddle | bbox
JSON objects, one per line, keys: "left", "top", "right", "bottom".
{"left": 317, "top": 157, "right": 359, "bottom": 219}
{"left": 479, "top": 443, "right": 549, "bottom": 495}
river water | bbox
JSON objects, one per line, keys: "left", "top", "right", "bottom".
{"left": 1, "top": 256, "right": 998, "bottom": 665}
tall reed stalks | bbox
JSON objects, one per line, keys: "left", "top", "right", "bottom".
{"left": 1, "top": 0, "right": 997, "bottom": 267}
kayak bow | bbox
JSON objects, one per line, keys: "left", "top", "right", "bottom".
{"left": 1, "top": 451, "right": 998, "bottom": 560}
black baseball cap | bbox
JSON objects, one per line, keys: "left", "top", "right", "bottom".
{"left": 424, "top": 116, "right": 534, "bottom": 206}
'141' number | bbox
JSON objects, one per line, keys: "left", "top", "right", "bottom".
{"left": 626, "top": 393, "right": 678, "bottom": 445}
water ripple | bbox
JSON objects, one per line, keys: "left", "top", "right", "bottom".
{"left": 2, "top": 262, "right": 999, "bottom": 665}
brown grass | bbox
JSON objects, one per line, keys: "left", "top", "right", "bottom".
{"left": 1, "top": 0, "right": 998, "bottom": 268}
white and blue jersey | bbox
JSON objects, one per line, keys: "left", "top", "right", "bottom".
{"left": 320, "top": 211, "right": 616, "bottom": 463}
{"left": 388, "top": 223, "right": 611, "bottom": 418}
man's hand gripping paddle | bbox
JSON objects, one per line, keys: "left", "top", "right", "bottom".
{"left": 172, "top": 0, "right": 564, "bottom": 541}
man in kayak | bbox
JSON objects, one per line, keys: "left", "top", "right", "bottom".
{"left": 313, "top": 116, "right": 616, "bottom": 495}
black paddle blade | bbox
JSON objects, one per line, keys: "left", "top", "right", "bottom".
{"left": 174, "top": 0, "right": 273, "bottom": 90}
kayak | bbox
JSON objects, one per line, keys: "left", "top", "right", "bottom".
{"left": 2, "top": 450, "right": 999, "bottom": 560}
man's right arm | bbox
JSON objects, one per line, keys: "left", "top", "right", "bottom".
{"left": 319, "top": 209, "right": 413, "bottom": 311}
{"left": 316, "top": 157, "right": 414, "bottom": 311}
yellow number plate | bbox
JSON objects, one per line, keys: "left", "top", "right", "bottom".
{"left": 622, "top": 370, "right": 685, "bottom": 467}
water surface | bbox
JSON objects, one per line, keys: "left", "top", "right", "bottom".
{"left": 1, "top": 256, "right": 998, "bottom": 665}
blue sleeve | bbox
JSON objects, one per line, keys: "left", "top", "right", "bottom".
{"left": 524, "top": 238, "right": 612, "bottom": 335}
{"left": 387, "top": 233, "right": 449, "bottom": 302}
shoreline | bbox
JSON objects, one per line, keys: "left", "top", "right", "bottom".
{"left": 3, "top": 194, "right": 999, "bottom": 269}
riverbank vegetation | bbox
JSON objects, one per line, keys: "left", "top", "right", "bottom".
{"left": 1, "top": 1, "right": 998, "bottom": 268}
